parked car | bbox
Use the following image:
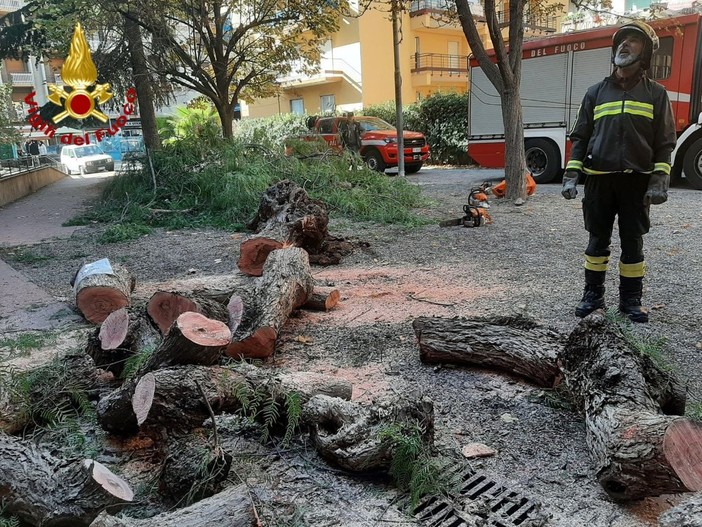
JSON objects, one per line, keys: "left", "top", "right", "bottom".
{"left": 60, "top": 144, "right": 115, "bottom": 175}
{"left": 300, "top": 115, "right": 430, "bottom": 173}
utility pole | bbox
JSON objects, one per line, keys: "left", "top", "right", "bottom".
{"left": 391, "top": 0, "right": 405, "bottom": 177}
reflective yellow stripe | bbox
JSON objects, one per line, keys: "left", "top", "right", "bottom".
{"left": 567, "top": 160, "right": 583, "bottom": 171}
{"left": 654, "top": 163, "right": 671, "bottom": 174}
{"left": 592, "top": 101, "right": 654, "bottom": 120}
{"left": 585, "top": 255, "right": 609, "bottom": 272}
{"left": 583, "top": 168, "right": 615, "bottom": 175}
{"left": 619, "top": 261, "right": 646, "bottom": 278}
{"left": 624, "top": 101, "right": 654, "bottom": 119}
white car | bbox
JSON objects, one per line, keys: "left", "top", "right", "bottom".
{"left": 60, "top": 145, "right": 115, "bottom": 175}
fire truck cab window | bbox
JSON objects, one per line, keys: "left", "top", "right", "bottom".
{"left": 650, "top": 36, "right": 673, "bottom": 81}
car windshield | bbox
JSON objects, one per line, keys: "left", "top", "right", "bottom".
{"left": 74, "top": 145, "right": 104, "bottom": 158}
{"left": 356, "top": 117, "right": 396, "bottom": 132}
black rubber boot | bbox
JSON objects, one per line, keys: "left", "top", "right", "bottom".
{"left": 619, "top": 276, "right": 648, "bottom": 323}
{"left": 575, "top": 284, "right": 606, "bottom": 318}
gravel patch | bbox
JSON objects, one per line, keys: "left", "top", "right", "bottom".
{"left": 1, "top": 167, "right": 701, "bottom": 526}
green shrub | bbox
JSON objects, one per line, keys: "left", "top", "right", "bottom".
{"left": 232, "top": 113, "right": 308, "bottom": 152}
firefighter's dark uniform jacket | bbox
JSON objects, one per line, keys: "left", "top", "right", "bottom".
{"left": 566, "top": 73, "right": 676, "bottom": 176}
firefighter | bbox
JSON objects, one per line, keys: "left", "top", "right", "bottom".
{"left": 561, "top": 20, "right": 676, "bottom": 323}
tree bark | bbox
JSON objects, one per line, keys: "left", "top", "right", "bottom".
{"left": 302, "top": 393, "right": 435, "bottom": 473}
{"left": 86, "top": 308, "right": 161, "bottom": 377}
{"left": 97, "top": 363, "right": 352, "bottom": 435}
{"left": 73, "top": 261, "right": 135, "bottom": 324}
{"left": 501, "top": 88, "right": 527, "bottom": 201}
{"left": 0, "top": 435, "right": 133, "bottom": 527}
{"left": 140, "top": 312, "right": 231, "bottom": 373}
{"left": 413, "top": 315, "right": 564, "bottom": 387}
{"left": 123, "top": 14, "right": 161, "bottom": 152}
{"left": 227, "top": 247, "right": 314, "bottom": 359}
{"left": 559, "top": 312, "right": 702, "bottom": 500}
{"left": 0, "top": 352, "right": 98, "bottom": 434}
{"left": 238, "top": 180, "right": 329, "bottom": 276}
{"left": 301, "top": 286, "right": 341, "bottom": 311}
{"left": 88, "top": 484, "right": 257, "bottom": 527}
{"left": 158, "top": 434, "right": 232, "bottom": 503}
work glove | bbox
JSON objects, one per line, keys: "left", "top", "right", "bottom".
{"left": 561, "top": 170, "right": 580, "bottom": 200}
{"left": 644, "top": 171, "right": 669, "bottom": 205}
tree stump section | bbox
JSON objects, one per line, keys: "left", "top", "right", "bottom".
{"left": 301, "top": 286, "right": 341, "bottom": 311}
{"left": 73, "top": 259, "right": 136, "bottom": 324}
{"left": 239, "top": 180, "right": 329, "bottom": 276}
{"left": 0, "top": 435, "right": 133, "bottom": 527}
{"left": 97, "top": 364, "right": 352, "bottom": 435}
{"left": 227, "top": 247, "right": 314, "bottom": 359}
{"left": 559, "top": 312, "right": 702, "bottom": 500}
{"left": 413, "top": 315, "right": 565, "bottom": 387}
{"left": 659, "top": 492, "right": 702, "bottom": 527}
{"left": 140, "top": 312, "right": 231, "bottom": 373}
{"left": 159, "top": 433, "right": 232, "bottom": 503}
{"left": 302, "top": 393, "right": 435, "bottom": 473}
{"left": 147, "top": 291, "right": 231, "bottom": 335}
{"left": 88, "top": 484, "right": 257, "bottom": 527}
{"left": 86, "top": 308, "right": 161, "bottom": 377}
{"left": 0, "top": 352, "right": 98, "bottom": 434}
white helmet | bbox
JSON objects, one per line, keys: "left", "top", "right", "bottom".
{"left": 612, "top": 21, "right": 659, "bottom": 70}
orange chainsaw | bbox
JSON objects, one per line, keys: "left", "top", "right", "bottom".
{"left": 439, "top": 182, "right": 493, "bottom": 228}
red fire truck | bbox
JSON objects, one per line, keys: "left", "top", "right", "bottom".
{"left": 467, "top": 13, "right": 702, "bottom": 189}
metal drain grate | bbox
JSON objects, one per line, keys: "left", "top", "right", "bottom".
{"left": 413, "top": 466, "right": 542, "bottom": 527}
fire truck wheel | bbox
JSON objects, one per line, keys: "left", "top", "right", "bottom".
{"left": 682, "top": 137, "right": 702, "bottom": 191}
{"left": 525, "top": 139, "right": 560, "bottom": 184}
{"left": 405, "top": 163, "right": 423, "bottom": 174}
{"left": 364, "top": 149, "right": 386, "bottom": 173}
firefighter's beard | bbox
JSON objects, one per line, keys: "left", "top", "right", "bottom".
{"left": 614, "top": 44, "right": 641, "bottom": 68}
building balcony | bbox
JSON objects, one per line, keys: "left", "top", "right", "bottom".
{"left": 278, "top": 57, "right": 361, "bottom": 90}
{"left": 0, "top": 0, "right": 25, "bottom": 13}
{"left": 495, "top": 9, "right": 558, "bottom": 33}
{"left": 410, "top": 53, "right": 469, "bottom": 87}
{"left": 409, "top": 0, "right": 482, "bottom": 33}
{"left": 10, "top": 72, "right": 33, "bottom": 86}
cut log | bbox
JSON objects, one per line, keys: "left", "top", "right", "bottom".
{"left": 413, "top": 315, "right": 565, "bottom": 387}
{"left": 227, "top": 247, "right": 314, "bottom": 359}
{"left": 97, "top": 363, "right": 352, "bottom": 435}
{"left": 0, "top": 352, "right": 98, "bottom": 434}
{"left": 301, "top": 286, "right": 341, "bottom": 311}
{"left": 140, "top": 312, "right": 231, "bottom": 374}
{"left": 307, "top": 236, "right": 355, "bottom": 267}
{"left": 86, "top": 309, "right": 161, "bottom": 377}
{"left": 73, "top": 259, "right": 136, "bottom": 324}
{"left": 88, "top": 484, "right": 257, "bottom": 527}
{"left": 302, "top": 393, "right": 435, "bottom": 473}
{"left": 239, "top": 179, "right": 329, "bottom": 276}
{"left": 147, "top": 292, "right": 231, "bottom": 335}
{"left": 158, "top": 433, "right": 232, "bottom": 503}
{"left": 0, "top": 435, "right": 133, "bottom": 527}
{"left": 559, "top": 312, "right": 702, "bottom": 500}
{"left": 659, "top": 492, "right": 702, "bottom": 527}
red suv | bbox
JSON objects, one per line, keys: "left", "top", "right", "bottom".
{"left": 308, "top": 116, "right": 430, "bottom": 173}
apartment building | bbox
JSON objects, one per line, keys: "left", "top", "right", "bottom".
{"left": 245, "top": 0, "right": 564, "bottom": 118}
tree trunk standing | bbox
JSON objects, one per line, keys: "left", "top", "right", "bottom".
{"left": 501, "top": 89, "right": 527, "bottom": 201}
{"left": 455, "top": 0, "right": 528, "bottom": 201}
{"left": 123, "top": 14, "right": 161, "bottom": 152}
{"left": 217, "top": 103, "right": 234, "bottom": 139}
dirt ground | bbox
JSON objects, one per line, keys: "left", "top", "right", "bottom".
{"left": 1, "top": 168, "right": 701, "bottom": 526}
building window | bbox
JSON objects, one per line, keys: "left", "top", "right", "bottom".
{"left": 320, "top": 94, "right": 335, "bottom": 114}
{"left": 650, "top": 36, "right": 672, "bottom": 81}
{"left": 290, "top": 99, "right": 304, "bottom": 115}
